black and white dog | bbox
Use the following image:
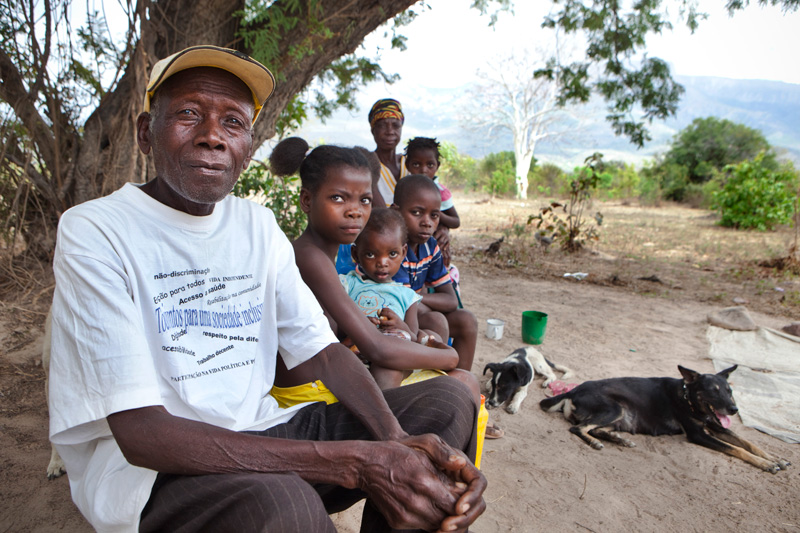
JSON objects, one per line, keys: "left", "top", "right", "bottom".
{"left": 483, "top": 347, "right": 574, "bottom": 414}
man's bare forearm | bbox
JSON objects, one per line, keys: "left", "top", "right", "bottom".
{"left": 108, "top": 406, "right": 372, "bottom": 486}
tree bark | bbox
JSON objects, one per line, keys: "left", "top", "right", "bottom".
{"left": 9, "top": 0, "right": 418, "bottom": 214}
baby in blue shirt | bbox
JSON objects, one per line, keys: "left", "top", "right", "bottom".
{"left": 342, "top": 208, "right": 446, "bottom": 386}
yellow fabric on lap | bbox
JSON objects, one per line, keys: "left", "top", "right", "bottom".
{"left": 270, "top": 380, "right": 337, "bottom": 409}
{"left": 400, "top": 369, "right": 448, "bottom": 385}
{"left": 270, "top": 370, "right": 448, "bottom": 408}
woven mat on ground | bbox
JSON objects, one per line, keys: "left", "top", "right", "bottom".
{"left": 707, "top": 325, "right": 800, "bottom": 444}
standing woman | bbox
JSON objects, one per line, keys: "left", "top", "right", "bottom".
{"left": 369, "top": 98, "right": 409, "bottom": 206}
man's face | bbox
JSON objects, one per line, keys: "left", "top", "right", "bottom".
{"left": 137, "top": 67, "right": 254, "bottom": 216}
{"left": 396, "top": 188, "right": 441, "bottom": 247}
{"left": 370, "top": 118, "right": 403, "bottom": 152}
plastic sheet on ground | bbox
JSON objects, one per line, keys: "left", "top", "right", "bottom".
{"left": 707, "top": 325, "right": 800, "bottom": 444}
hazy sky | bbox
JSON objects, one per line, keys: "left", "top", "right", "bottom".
{"left": 357, "top": 0, "right": 800, "bottom": 92}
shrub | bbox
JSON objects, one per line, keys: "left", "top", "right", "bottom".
{"left": 438, "top": 141, "right": 480, "bottom": 191}
{"left": 637, "top": 161, "right": 663, "bottom": 206}
{"left": 712, "top": 155, "right": 798, "bottom": 231}
{"left": 485, "top": 160, "right": 516, "bottom": 197}
{"left": 600, "top": 162, "right": 641, "bottom": 201}
{"left": 528, "top": 162, "right": 565, "bottom": 198}
{"left": 528, "top": 153, "right": 604, "bottom": 252}
{"left": 232, "top": 161, "right": 306, "bottom": 240}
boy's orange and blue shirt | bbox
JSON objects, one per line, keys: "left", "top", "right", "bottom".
{"left": 392, "top": 236, "right": 452, "bottom": 292}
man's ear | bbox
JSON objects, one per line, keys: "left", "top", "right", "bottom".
{"left": 242, "top": 133, "right": 254, "bottom": 170}
{"left": 402, "top": 243, "right": 408, "bottom": 256}
{"left": 136, "top": 112, "right": 153, "bottom": 155}
{"left": 299, "top": 187, "right": 312, "bottom": 214}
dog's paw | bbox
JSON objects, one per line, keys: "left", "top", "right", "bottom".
{"left": 506, "top": 404, "right": 519, "bottom": 414}
{"left": 46, "top": 448, "right": 66, "bottom": 480}
{"left": 758, "top": 458, "right": 787, "bottom": 474}
{"left": 46, "top": 461, "right": 66, "bottom": 480}
{"left": 541, "top": 378, "right": 553, "bottom": 388}
{"left": 590, "top": 441, "right": 604, "bottom": 450}
{"left": 760, "top": 457, "right": 790, "bottom": 473}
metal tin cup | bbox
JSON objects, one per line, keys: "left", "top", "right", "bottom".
{"left": 485, "top": 318, "right": 505, "bottom": 340}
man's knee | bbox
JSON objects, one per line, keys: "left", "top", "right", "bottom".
{"left": 245, "top": 473, "right": 332, "bottom": 530}
{"left": 142, "top": 472, "right": 335, "bottom": 533}
{"left": 385, "top": 378, "right": 476, "bottom": 450}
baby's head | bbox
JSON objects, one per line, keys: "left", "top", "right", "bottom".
{"left": 393, "top": 174, "right": 441, "bottom": 246}
{"left": 405, "top": 137, "right": 441, "bottom": 180}
{"left": 352, "top": 208, "right": 408, "bottom": 283}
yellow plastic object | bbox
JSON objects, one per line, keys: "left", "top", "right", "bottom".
{"left": 475, "top": 394, "right": 489, "bottom": 469}
{"left": 270, "top": 380, "right": 338, "bottom": 408}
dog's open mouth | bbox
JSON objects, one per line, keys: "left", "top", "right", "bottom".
{"left": 709, "top": 405, "right": 732, "bottom": 428}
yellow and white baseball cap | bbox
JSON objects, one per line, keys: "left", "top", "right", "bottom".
{"left": 143, "top": 45, "right": 275, "bottom": 124}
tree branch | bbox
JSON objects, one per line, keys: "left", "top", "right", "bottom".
{"left": 0, "top": 49, "right": 57, "bottom": 172}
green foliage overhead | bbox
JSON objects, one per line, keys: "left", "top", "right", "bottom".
{"left": 534, "top": 0, "right": 798, "bottom": 148}
{"left": 712, "top": 155, "right": 798, "bottom": 231}
{"left": 239, "top": 1, "right": 411, "bottom": 131}
{"left": 664, "top": 117, "right": 776, "bottom": 184}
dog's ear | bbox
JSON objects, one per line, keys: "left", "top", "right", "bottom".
{"left": 484, "top": 363, "right": 498, "bottom": 376}
{"left": 678, "top": 365, "right": 700, "bottom": 383}
{"left": 717, "top": 365, "right": 738, "bottom": 380}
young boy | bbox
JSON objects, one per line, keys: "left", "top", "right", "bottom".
{"left": 392, "top": 175, "right": 478, "bottom": 372}
{"left": 405, "top": 137, "right": 460, "bottom": 266}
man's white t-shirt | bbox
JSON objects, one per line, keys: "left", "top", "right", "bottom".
{"left": 49, "top": 183, "right": 338, "bottom": 532}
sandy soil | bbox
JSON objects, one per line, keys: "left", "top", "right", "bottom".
{"left": 1, "top": 261, "right": 798, "bottom": 533}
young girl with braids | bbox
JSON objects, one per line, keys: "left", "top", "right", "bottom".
{"left": 267, "top": 137, "right": 481, "bottom": 402}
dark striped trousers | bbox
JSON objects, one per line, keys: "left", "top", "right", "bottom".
{"left": 139, "top": 376, "right": 477, "bottom": 532}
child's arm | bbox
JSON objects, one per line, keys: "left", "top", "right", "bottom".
{"left": 438, "top": 206, "right": 460, "bottom": 230}
{"left": 292, "top": 241, "right": 458, "bottom": 371}
{"left": 434, "top": 207, "right": 459, "bottom": 251}
{"left": 403, "top": 302, "right": 421, "bottom": 341}
{"left": 377, "top": 308, "right": 415, "bottom": 341}
{"left": 420, "top": 283, "right": 458, "bottom": 313}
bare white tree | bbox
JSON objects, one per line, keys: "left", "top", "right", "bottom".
{"left": 463, "top": 46, "right": 576, "bottom": 199}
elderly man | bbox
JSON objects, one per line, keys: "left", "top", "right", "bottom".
{"left": 48, "top": 45, "right": 486, "bottom": 532}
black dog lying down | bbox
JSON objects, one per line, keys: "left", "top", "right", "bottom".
{"left": 540, "top": 365, "right": 791, "bottom": 473}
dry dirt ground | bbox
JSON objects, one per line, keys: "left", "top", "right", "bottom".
{"left": 1, "top": 198, "right": 798, "bottom": 532}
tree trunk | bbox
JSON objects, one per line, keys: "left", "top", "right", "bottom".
{"left": 514, "top": 146, "right": 534, "bottom": 200}
{"left": 69, "top": 0, "right": 417, "bottom": 205}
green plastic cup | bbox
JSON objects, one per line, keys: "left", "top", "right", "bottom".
{"left": 522, "top": 311, "right": 548, "bottom": 345}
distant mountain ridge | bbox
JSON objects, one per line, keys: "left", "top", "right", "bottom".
{"left": 292, "top": 75, "right": 800, "bottom": 169}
